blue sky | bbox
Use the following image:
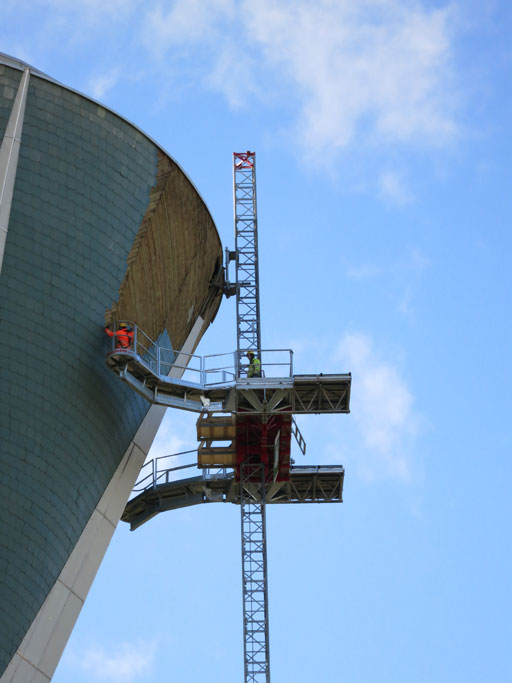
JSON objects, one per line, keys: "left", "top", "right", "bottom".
{"left": 2, "top": 1, "right": 511, "bottom": 681}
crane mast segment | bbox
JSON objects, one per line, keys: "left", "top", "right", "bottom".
{"left": 233, "top": 151, "right": 261, "bottom": 370}
{"left": 240, "top": 463, "right": 271, "bottom": 683}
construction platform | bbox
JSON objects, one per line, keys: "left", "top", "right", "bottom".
{"left": 106, "top": 343, "right": 351, "bottom": 415}
{"left": 122, "top": 465, "right": 345, "bottom": 530}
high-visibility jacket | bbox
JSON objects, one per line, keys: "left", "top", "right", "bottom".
{"left": 248, "top": 356, "right": 261, "bottom": 378}
{"left": 105, "top": 326, "right": 133, "bottom": 349}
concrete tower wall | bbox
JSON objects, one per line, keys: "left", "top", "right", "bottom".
{"left": 0, "top": 56, "right": 223, "bottom": 679}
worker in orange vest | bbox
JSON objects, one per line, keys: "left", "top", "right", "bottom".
{"left": 105, "top": 322, "right": 134, "bottom": 350}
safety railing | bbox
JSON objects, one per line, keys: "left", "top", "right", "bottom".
{"left": 105, "top": 321, "right": 202, "bottom": 383}
{"left": 236, "top": 348, "right": 293, "bottom": 380}
{"left": 130, "top": 455, "right": 344, "bottom": 500}
{"left": 131, "top": 449, "right": 232, "bottom": 498}
{"left": 203, "top": 352, "right": 238, "bottom": 385}
{"left": 132, "top": 450, "right": 199, "bottom": 494}
{"left": 106, "top": 322, "right": 294, "bottom": 386}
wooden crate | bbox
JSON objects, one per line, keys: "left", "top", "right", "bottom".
{"left": 197, "top": 414, "right": 236, "bottom": 441}
{"left": 197, "top": 445, "right": 236, "bottom": 468}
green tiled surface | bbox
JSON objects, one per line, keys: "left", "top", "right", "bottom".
{"left": 0, "top": 65, "right": 158, "bottom": 672}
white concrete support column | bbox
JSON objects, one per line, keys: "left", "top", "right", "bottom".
{"left": 0, "top": 67, "right": 29, "bottom": 274}
{"left": 1, "top": 316, "right": 205, "bottom": 683}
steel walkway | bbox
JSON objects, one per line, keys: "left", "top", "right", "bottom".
{"left": 106, "top": 345, "right": 351, "bottom": 416}
{"left": 122, "top": 465, "right": 345, "bottom": 530}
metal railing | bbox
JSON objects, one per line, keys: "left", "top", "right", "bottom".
{"left": 106, "top": 322, "right": 294, "bottom": 386}
{"left": 131, "top": 450, "right": 232, "bottom": 498}
{"left": 132, "top": 450, "right": 198, "bottom": 494}
{"left": 106, "top": 321, "right": 201, "bottom": 382}
{"left": 130, "top": 457, "right": 342, "bottom": 500}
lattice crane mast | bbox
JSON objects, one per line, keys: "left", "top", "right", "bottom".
{"left": 230, "top": 151, "right": 270, "bottom": 683}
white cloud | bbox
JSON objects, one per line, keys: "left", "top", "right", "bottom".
{"left": 45, "top": 0, "right": 137, "bottom": 19}
{"left": 89, "top": 69, "right": 120, "bottom": 99}
{"left": 345, "top": 247, "right": 428, "bottom": 274}
{"left": 397, "top": 248, "right": 431, "bottom": 316}
{"left": 12, "top": 0, "right": 138, "bottom": 26}
{"left": 243, "top": 0, "right": 457, "bottom": 155}
{"left": 344, "top": 248, "right": 431, "bottom": 316}
{"left": 397, "top": 286, "right": 414, "bottom": 315}
{"left": 345, "top": 263, "right": 382, "bottom": 280}
{"left": 407, "top": 247, "right": 431, "bottom": 273}
{"left": 10, "top": 0, "right": 459, "bottom": 165}
{"left": 4, "top": 0, "right": 460, "bottom": 199}
{"left": 379, "top": 169, "right": 413, "bottom": 204}
{"left": 208, "top": 43, "right": 261, "bottom": 108}
{"left": 336, "top": 332, "right": 421, "bottom": 480}
{"left": 142, "top": 0, "right": 235, "bottom": 54}
{"left": 136, "top": 0, "right": 457, "bottom": 159}
{"left": 79, "top": 640, "right": 157, "bottom": 682}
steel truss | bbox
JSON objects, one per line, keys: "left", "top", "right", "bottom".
{"left": 122, "top": 465, "right": 345, "bottom": 530}
{"left": 234, "top": 152, "right": 261, "bottom": 370}
{"left": 240, "top": 463, "right": 271, "bottom": 683}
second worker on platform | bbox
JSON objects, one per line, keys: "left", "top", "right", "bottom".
{"left": 246, "top": 351, "right": 262, "bottom": 378}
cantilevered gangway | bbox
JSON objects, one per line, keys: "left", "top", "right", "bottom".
{"left": 106, "top": 333, "right": 351, "bottom": 416}
{"left": 122, "top": 457, "right": 345, "bottom": 530}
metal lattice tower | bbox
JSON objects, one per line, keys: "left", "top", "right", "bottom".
{"left": 240, "top": 463, "right": 271, "bottom": 683}
{"left": 233, "top": 151, "right": 261, "bottom": 370}
{"left": 233, "top": 151, "right": 270, "bottom": 683}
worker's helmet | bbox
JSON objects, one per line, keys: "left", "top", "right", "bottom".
{"left": 246, "top": 350, "right": 255, "bottom": 358}
{"left": 119, "top": 322, "right": 127, "bottom": 329}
